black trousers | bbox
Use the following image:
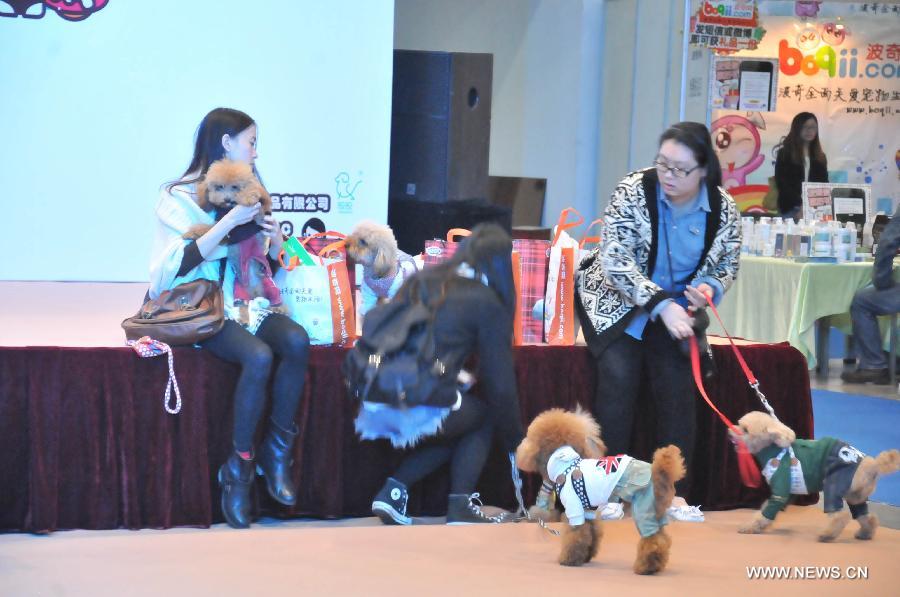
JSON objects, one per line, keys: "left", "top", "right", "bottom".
{"left": 392, "top": 394, "right": 494, "bottom": 496}
{"left": 592, "top": 319, "right": 695, "bottom": 495}
{"left": 200, "top": 313, "right": 310, "bottom": 453}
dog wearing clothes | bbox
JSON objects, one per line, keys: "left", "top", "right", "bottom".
{"left": 516, "top": 407, "right": 685, "bottom": 574}
{"left": 733, "top": 411, "right": 900, "bottom": 541}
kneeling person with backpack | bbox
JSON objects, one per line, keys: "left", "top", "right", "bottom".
{"left": 344, "top": 223, "right": 524, "bottom": 525}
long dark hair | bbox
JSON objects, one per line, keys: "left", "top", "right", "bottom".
{"left": 658, "top": 122, "right": 723, "bottom": 189}
{"left": 165, "top": 107, "right": 256, "bottom": 193}
{"left": 397, "top": 223, "right": 516, "bottom": 320}
{"left": 777, "top": 112, "right": 826, "bottom": 166}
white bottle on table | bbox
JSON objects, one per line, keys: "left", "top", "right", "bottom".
{"left": 741, "top": 217, "right": 755, "bottom": 255}
{"left": 756, "top": 217, "right": 771, "bottom": 256}
{"left": 845, "top": 222, "right": 857, "bottom": 262}
{"left": 812, "top": 221, "right": 831, "bottom": 257}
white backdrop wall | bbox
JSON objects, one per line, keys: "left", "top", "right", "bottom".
{"left": 394, "top": 0, "right": 605, "bottom": 229}
{"left": 0, "top": 0, "right": 394, "bottom": 282}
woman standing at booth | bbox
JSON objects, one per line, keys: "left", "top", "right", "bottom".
{"left": 774, "top": 112, "right": 829, "bottom": 219}
{"left": 149, "top": 107, "right": 311, "bottom": 529}
{"left": 575, "top": 122, "right": 742, "bottom": 520}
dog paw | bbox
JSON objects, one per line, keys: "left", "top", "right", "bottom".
{"left": 738, "top": 523, "right": 762, "bottom": 534}
{"left": 558, "top": 554, "right": 588, "bottom": 567}
{"left": 528, "top": 505, "right": 560, "bottom": 523}
{"left": 817, "top": 532, "right": 838, "bottom": 543}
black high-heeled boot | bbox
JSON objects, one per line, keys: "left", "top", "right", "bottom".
{"left": 218, "top": 451, "right": 255, "bottom": 529}
{"left": 256, "top": 418, "right": 299, "bottom": 506}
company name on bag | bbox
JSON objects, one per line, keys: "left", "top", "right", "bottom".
{"left": 779, "top": 39, "right": 900, "bottom": 79}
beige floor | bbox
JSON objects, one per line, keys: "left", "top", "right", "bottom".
{"left": 1, "top": 508, "right": 897, "bottom": 597}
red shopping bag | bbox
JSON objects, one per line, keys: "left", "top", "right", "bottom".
{"left": 545, "top": 208, "right": 583, "bottom": 345}
{"left": 423, "top": 228, "right": 471, "bottom": 267}
{"left": 512, "top": 238, "right": 550, "bottom": 345}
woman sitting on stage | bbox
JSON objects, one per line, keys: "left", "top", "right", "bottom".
{"left": 149, "top": 107, "right": 310, "bottom": 529}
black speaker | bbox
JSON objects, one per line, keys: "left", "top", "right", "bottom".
{"left": 389, "top": 50, "right": 493, "bottom": 203}
{"left": 388, "top": 197, "right": 511, "bottom": 256}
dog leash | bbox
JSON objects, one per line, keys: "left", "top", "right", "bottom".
{"left": 509, "top": 453, "right": 560, "bottom": 535}
{"left": 700, "top": 293, "right": 779, "bottom": 420}
{"left": 127, "top": 336, "right": 182, "bottom": 414}
{"left": 689, "top": 336, "right": 760, "bottom": 488}
{"left": 687, "top": 293, "right": 764, "bottom": 488}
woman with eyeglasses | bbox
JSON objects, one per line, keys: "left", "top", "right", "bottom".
{"left": 575, "top": 122, "right": 741, "bottom": 521}
{"left": 774, "top": 112, "right": 828, "bottom": 219}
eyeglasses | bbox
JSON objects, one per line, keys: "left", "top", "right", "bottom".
{"left": 653, "top": 160, "right": 700, "bottom": 179}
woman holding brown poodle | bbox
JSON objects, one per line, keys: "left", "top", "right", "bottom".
{"left": 149, "top": 107, "right": 310, "bottom": 529}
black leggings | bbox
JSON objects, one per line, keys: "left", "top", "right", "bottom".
{"left": 200, "top": 313, "right": 310, "bottom": 452}
{"left": 392, "top": 395, "right": 494, "bottom": 495}
{"left": 593, "top": 320, "right": 695, "bottom": 495}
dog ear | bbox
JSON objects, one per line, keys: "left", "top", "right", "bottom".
{"left": 256, "top": 184, "right": 272, "bottom": 215}
{"left": 196, "top": 179, "right": 209, "bottom": 210}
{"left": 585, "top": 436, "right": 607, "bottom": 459}
{"left": 515, "top": 438, "right": 539, "bottom": 473}
{"left": 768, "top": 421, "right": 796, "bottom": 448}
{"left": 373, "top": 246, "right": 392, "bottom": 278}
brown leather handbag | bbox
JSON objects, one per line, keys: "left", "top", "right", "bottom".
{"left": 121, "top": 279, "right": 225, "bottom": 346}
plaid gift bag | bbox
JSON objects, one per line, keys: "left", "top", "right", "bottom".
{"left": 512, "top": 238, "right": 550, "bottom": 345}
{"left": 423, "top": 228, "right": 470, "bottom": 267}
{"left": 544, "top": 208, "right": 583, "bottom": 346}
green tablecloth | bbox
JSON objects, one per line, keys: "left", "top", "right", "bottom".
{"left": 709, "top": 256, "right": 878, "bottom": 369}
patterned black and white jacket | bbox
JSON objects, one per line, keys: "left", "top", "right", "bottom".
{"left": 576, "top": 168, "right": 741, "bottom": 356}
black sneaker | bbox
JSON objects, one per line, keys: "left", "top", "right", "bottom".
{"left": 371, "top": 477, "right": 411, "bottom": 525}
{"left": 840, "top": 368, "right": 891, "bottom": 385}
{"left": 446, "top": 493, "right": 507, "bottom": 525}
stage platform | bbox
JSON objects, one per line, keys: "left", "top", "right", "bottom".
{"left": 4, "top": 508, "right": 897, "bottom": 596}
{"left": 0, "top": 341, "right": 814, "bottom": 533}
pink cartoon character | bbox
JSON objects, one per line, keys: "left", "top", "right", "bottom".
{"left": 43, "top": 0, "right": 109, "bottom": 21}
{"left": 820, "top": 22, "right": 848, "bottom": 47}
{"left": 794, "top": 1, "right": 821, "bottom": 19}
{"left": 711, "top": 113, "right": 766, "bottom": 189}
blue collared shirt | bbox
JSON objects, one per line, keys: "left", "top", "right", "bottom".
{"left": 625, "top": 183, "right": 722, "bottom": 340}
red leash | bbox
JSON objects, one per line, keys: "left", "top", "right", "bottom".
{"left": 689, "top": 337, "right": 760, "bottom": 488}
{"left": 688, "top": 293, "right": 766, "bottom": 488}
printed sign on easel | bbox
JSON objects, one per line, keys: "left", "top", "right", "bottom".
{"left": 803, "top": 182, "right": 872, "bottom": 228}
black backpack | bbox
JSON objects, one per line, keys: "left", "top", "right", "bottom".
{"left": 343, "top": 282, "right": 460, "bottom": 409}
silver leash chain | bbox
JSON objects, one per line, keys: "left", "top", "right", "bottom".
{"left": 509, "top": 453, "right": 560, "bottom": 536}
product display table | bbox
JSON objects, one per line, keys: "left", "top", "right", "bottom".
{"left": 708, "top": 255, "right": 883, "bottom": 374}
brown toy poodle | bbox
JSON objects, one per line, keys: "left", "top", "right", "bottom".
{"left": 733, "top": 411, "right": 899, "bottom": 541}
{"left": 345, "top": 220, "right": 417, "bottom": 314}
{"left": 516, "top": 407, "right": 685, "bottom": 574}
{"left": 183, "top": 159, "right": 283, "bottom": 324}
